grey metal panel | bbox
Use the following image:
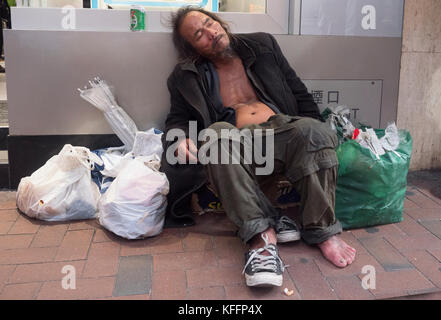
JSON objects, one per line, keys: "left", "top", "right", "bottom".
{"left": 5, "top": 30, "right": 177, "bottom": 135}
{"left": 303, "top": 80, "right": 383, "bottom": 128}
{"left": 274, "top": 35, "right": 402, "bottom": 128}
{"left": 11, "top": 6, "right": 290, "bottom": 34}
{"left": 5, "top": 30, "right": 401, "bottom": 135}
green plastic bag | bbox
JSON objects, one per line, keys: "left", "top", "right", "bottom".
{"left": 335, "top": 129, "right": 413, "bottom": 229}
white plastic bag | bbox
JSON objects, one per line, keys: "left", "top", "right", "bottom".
{"left": 98, "top": 155, "right": 169, "bottom": 239}
{"left": 16, "top": 144, "right": 103, "bottom": 221}
{"left": 94, "top": 146, "right": 134, "bottom": 178}
{"left": 132, "top": 128, "right": 163, "bottom": 158}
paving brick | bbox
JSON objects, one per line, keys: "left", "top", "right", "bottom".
{"left": 404, "top": 198, "right": 420, "bottom": 210}
{"left": 182, "top": 232, "right": 214, "bottom": 252}
{"left": 0, "top": 282, "right": 41, "bottom": 300}
{"left": 0, "top": 234, "right": 34, "bottom": 250}
{"left": 224, "top": 272, "right": 300, "bottom": 300}
{"left": 82, "top": 242, "right": 120, "bottom": 278}
{"left": 0, "top": 192, "right": 17, "bottom": 203}
{"left": 402, "top": 250, "right": 441, "bottom": 288}
{"left": 326, "top": 275, "right": 375, "bottom": 300}
{"left": 315, "top": 253, "right": 384, "bottom": 277}
{"left": 0, "top": 200, "right": 17, "bottom": 210}
{"left": 428, "top": 248, "right": 441, "bottom": 262}
{"left": 37, "top": 277, "right": 115, "bottom": 300}
{"left": 151, "top": 270, "right": 187, "bottom": 300}
{"left": 160, "top": 227, "right": 185, "bottom": 238}
{"left": 153, "top": 250, "right": 217, "bottom": 272}
{"left": 9, "top": 261, "right": 85, "bottom": 284}
{"left": 395, "top": 213, "right": 432, "bottom": 236}
{"left": 405, "top": 190, "right": 441, "bottom": 209}
{"left": 419, "top": 220, "right": 441, "bottom": 239}
{"left": 0, "top": 247, "right": 57, "bottom": 265}
{"left": 284, "top": 256, "right": 337, "bottom": 300}
{"left": 358, "top": 269, "right": 436, "bottom": 299}
{"left": 186, "top": 266, "right": 244, "bottom": 288}
{"left": 99, "top": 294, "right": 150, "bottom": 300}
{"left": 68, "top": 220, "right": 99, "bottom": 231}
{"left": 119, "top": 235, "right": 183, "bottom": 256}
{"left": 188, "top": 213, "right": 237, "bottom": 237}
{"left": 30, "top": 224, "right": 68, "bottom": 248}
{"left": 187, "top": 286, "right": 226, "bottom": 300}
{"left": 113, "top": 255, "right": 153, "bottom": 297}
{"left": 0, "top": 265, "right": 16, "bottom": 293}
{"left": 54, "top": 230, "right": 94, "bottom": 262}
{"left": 359, "top": 237, "right": 414, "bottom": 271}
{"left": 389, "top": 291, "right": 441, "bottom": 300}
{"left": 8, "top": 215, "right": 40, "bottom": 235}
{"left": 0, "top": 222, "right": 13, "bottom": 235}
{"left": 411, "top": 187, "right": 441, "bottom": 207}
{"left": 404, "top": 208, "right": 441, "bottom": 221}
{"left": 385, "top": 233, "right": 441, "bottom": 253}
{"left": 351, "top": 223, "right": 406, "bottom": 239}
{"left": 213, "top": 236, "right": 247, "bottom": 267}
{"left": 0, "top": 209, "right": 19, "bottom": 222}
{"left": 93, "top": 228, "right": 122, "bottom": 243}
{"left": 278, "top": 240, "right": 323, "bottom": 259}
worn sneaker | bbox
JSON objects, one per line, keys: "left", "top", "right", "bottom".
{"left": 275, "top": 215, "right": 301, "bottom": 243}
{"left": 242, "top": 233, "right": 285, "bottom": 287}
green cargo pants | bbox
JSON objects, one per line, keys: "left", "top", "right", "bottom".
{"left": 203, "top": 114, "right": 343, "bottom": 245}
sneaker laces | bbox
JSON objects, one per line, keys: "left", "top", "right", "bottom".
{"left": 242, "top": 233, "right": 286, "bottom": 274}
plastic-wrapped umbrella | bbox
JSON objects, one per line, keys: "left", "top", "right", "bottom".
{"left": 78, "top": 77, "right": 138, "bottom": 152}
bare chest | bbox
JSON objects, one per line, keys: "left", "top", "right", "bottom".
{"left": 217, "top": 66, "right": 258, "bottom": 107}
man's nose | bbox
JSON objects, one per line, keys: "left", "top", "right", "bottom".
{"left": 206, "top": 27, "right": 218, "bottom": 39}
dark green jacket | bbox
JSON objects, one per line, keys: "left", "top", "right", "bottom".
{"left": 161, "top": 32, "right": 322, "bottom": 226}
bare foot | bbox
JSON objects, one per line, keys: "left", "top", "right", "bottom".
{"left": 317, "top": 236, "right": 356, "bottom": 268}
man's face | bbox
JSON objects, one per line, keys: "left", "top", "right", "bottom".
{"left": 179, "top": 11, "right": 231, "bottom": 60}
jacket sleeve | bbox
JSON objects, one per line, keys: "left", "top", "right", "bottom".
{"left": 267, "top": 33, "right": 323, "bottom": 121}
{"left": 164, "top": 73, "right": 193, "bottom": 138}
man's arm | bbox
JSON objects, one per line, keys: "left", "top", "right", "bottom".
{"left": 267, "top": 33, "right": 323, "bottom": 121}
{"left": 164, "top": 74, "right": 193, "bottom": 136}
{"left": 164, "top": 73, "right": 199, "bottom": 163}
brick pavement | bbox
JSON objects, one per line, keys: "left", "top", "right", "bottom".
{"left": 0, "top": 171, "right": 441, "bottom": 300}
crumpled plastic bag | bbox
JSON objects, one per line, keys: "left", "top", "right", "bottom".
{"left": 16, "top": 144, "right": 103, "bottom": 221}
{"left": 355, "top": 123, "right": 401, "bottom": 159}
{"left": 97, "top": 155, "right": 169, "bottom": 239}
{"left": 323, "top": 105, "right": 356, "bottom": 142}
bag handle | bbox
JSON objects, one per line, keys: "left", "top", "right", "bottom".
{"left": 60, "top": 144, "right": 104, "bottom": 170}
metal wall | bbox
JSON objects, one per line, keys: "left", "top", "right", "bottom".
{"left": 4, "top": 30, "right": 402, "bottom": 135}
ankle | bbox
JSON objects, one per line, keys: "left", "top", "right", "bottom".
{"left": 249, "top": 228, "right": 277, "bottom": 251}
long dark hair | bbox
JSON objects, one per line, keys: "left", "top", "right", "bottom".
{"left": 169, "top": 6, "right": 236, "bottom": 63}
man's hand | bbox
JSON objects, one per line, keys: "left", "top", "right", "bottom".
{"left": 175, "top": 138, "right": 198, "bottom": 163}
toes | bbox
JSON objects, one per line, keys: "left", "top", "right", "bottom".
{"left": 347, "top": 246, "right": 357, "bottom": 254}
{"left": 336, "top": 258, "right": 348, "bottom": 268}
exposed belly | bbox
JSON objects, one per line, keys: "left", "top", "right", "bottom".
{"left": 232, "top": 101, "right": 276, "bottom": 129}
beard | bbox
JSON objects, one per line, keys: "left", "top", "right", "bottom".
{"left": 211, "top": 35, "right": 237, "bottom": 60}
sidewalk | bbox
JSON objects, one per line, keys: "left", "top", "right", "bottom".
{"left": 0, "top": 170, "right": 441, "bottom": 300}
